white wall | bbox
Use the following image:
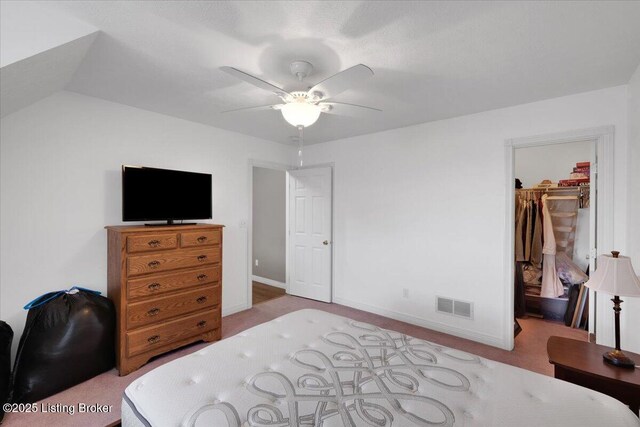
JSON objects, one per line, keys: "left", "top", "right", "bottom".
{"left": 0, "top": 91, "right": 293, "bottom": 359}
{"left": 626, "top": 64, "right": 640, "bottom": 349}
{"left": 304, "top": 85, "right": 633, "bottom": 351}
{"left": 252, "top": 167, "right": 286, "bottom": 283}
{"left": 515, "top": 141, "right": 592, "bottom": 271}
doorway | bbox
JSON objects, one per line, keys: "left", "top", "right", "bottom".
{"left": 248, "top": 163, "right": 334, "bottom": 308}
{"left": 251, "top": 165, "right": 287, "bottom": 305}
{"left": 513, "top": 140, "right": 593, "bottom": 347}
{"left": 504, "top": 126, "right": 615, "bottom": 351}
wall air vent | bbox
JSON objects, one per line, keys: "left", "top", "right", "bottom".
{"left": 437, "top": 297, "right": 454, "bottom": 314}
{"left": 436, "top": 296, "right": 473, "bottom": 319}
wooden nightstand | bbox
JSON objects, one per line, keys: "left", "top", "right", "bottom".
{"left": 547, "top": 336, "right": 640, "bottom": 416}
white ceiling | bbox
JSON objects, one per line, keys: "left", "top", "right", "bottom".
{"left": 8, "top": 1, "right": 640, "bottom": 144}
{"left": 0, "top": 32, "right": 97, "bottom": 118}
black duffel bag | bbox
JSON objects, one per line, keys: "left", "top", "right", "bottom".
{"left": 0, "top": 321, "right": 13, "bottom": 422}
{"left": 11, "top": 287, "right": 115, "bottom": 403}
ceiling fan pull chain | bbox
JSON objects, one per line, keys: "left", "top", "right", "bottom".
{"left": 298, "top": 125, "right": 304, "bottom": 167}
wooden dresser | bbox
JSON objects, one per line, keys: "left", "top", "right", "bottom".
{"left": 106, "top": 224, "right": 223, "bottom": 375}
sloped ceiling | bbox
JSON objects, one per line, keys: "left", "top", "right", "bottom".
{"left": 0, "top": 1, "right": 99, "bottom": 118}
{"left": 0, "top": 33, "right": 98, "bottom": 118}
{"left": 3, "top": 1, "right": 640, "bottom": 144}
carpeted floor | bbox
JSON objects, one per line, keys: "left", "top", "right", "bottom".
{"left": 2, "top": 295, "right": 586, "bottom": 426}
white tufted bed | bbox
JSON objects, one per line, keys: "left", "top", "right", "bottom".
{"left": 122, "top": 309, "right": 640, "bottom": 426}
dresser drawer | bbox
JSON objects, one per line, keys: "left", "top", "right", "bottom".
{"left": 181, "top": 229, "right": 221, "bottom": 248}
{"left": 126, "top": 266, "right": 220, "bottom": 300}
{"left": 127, "top": 284, "right": 220, "bottom": 329}
{"left": 126, "top": 309, "right": 219, "bottom": 357}
{"left": 127, "top": 233, "right": 178, "bottom": 253}
{"left": 127, "top": 247, "right": 220, "bottom": 276}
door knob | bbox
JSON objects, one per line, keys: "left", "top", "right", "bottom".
{"left": 323, "top": 240, "right": 329, "bottom": 245}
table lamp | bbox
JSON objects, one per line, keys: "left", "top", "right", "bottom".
{"left": 584, "top": 251, "right": 640, "bottom": 368}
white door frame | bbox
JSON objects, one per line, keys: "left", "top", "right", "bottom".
{"left": 503, "top": 125, "right": 614, "bottom": 350}
{"left": 286, "top": 163, "right": 335, "bottom": 303}
{"left": 246, "top": 159, "right": 290, "bottom": 311}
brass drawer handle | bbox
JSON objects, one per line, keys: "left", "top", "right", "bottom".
{"left": 196, "top": 296, "right": 207, "bottom": 304}
{"left": 197, "top": 274, "right": 208, "bottom": 281}
{"left": 148, "top": 239, "right": 161, "bottom": 247}
{"left": 148, "top": 283, "right": 161, "bottom": 291}
{"left": 147, "top": 308, "right": 160, "bottom": 316}
{"left": 148, "top": 260, "right": 160, "bottom": 268}
{"left": 147, "top": 335, "right": 160, "bottom": 344}
{"left": 197, "top": 320, "right": 207, "bottom": 328}
{"left": 197, "top": 255, "right": 207, "bottom": 262}
{"left": 197, "top": 236, "right": 208, "bottom": 243}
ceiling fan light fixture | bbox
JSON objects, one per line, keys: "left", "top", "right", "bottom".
{"left": 281, "top": 102, "right": 321, "bottom": 127}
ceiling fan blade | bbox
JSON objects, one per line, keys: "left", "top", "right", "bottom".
{"left": 220, "top": 66, "right": 289, "bottom": 97}
{"left": 309, "top": 64, "right": 374, "bottom": 100}
{"left": 320, "top": 101, "right": 382, "bottom": 117}
{"left": 220, "top": 104, "right": 283, "bottom": 113}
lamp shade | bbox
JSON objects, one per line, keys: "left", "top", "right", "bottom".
{"left": 281, "top": 102, "right": 321, "bottom": 127}
{"left": 584, "top": 253, "right": 640, "bottom": 297}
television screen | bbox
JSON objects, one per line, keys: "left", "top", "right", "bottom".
{"left": 122, "top": 165, "right": 212, "bottom": 223}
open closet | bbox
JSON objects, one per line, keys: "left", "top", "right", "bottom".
{"left": 514, "top": 141, "right": 593, "bottom": 338}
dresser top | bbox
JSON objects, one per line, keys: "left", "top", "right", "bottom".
{"left": 105, "top": 223, "right": 224, "bottom": 233}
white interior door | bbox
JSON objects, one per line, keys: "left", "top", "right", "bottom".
{"left": 288, "top": 167, "right": 332, "bottom": 302}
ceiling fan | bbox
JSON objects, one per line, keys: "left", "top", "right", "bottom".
{"left": 220, "top": 61, "right": 381, "bottom": 128}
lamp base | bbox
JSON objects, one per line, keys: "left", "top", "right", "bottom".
{"left": 603, "top": 349, "right": 636, "bottom": 369}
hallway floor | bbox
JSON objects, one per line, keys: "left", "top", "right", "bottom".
{"left": 252, "top": 281, "right": 286, "bottom": 305}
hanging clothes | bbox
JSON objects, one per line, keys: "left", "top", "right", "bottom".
{"left": 515, "top": 191, "right": 543, "bottom": 264}
{"left": 515, "top": 199, "right": 527, "bottom": 262}
{"left": 546, "top": 195, "right": 580, "bottom": 256}
{"left": 530, "top": 200, "right": 543, "bottom": 268}
{"left": 524, "top": 201, "right": 533, "bottom": 262}
{"left": 540, "top": 194, "right": 564, "bottom": 298}
{"left": 514, "top": 262, "right": 526, "bottom": 318}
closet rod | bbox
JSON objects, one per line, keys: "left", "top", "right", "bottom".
{"left": 516, "top": 187, "right": 585, "bottom": 192}
{"left": 516, "top": 186, "right": 587, "bottom": 206}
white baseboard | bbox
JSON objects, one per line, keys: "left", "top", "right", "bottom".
{"left": 222, "top": 302, "right": 250, "bottom": 317}
{"left": 333, "top": 297, "right": 507, "bottom": 349}
{"left": 252, "top": 275, "right": 287, "bottom": 289}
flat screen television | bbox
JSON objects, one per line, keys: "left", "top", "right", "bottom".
{"left": 122, "top": 165, "right": 212, "bottom": 225}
